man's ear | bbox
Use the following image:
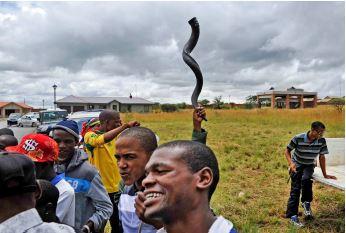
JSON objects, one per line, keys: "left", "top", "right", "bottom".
{"left": 35, "top": 180, "right": 42, "bottom": 200}
{"left": 195, "top": 167, "right": 213, "bottom": 191}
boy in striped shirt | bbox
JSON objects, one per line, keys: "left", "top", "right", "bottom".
{"left": 285, "top": 121, "right": 337, "bottom": 227}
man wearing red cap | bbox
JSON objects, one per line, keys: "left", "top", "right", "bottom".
{"left": 6, "top": 133, "right": 76, "bottom": 227}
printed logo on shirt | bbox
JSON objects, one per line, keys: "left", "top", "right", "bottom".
{"left": 65, "top": 176, "right": 91, "bottom": 193}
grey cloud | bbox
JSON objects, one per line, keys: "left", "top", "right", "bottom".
{"left": 0, "top": 2, "right": 344, "bottom": 107}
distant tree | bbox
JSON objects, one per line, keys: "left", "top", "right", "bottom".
{"left": 176, "top": 102, "right": 187, "bottom": 109}
{"left": 330, "top": 97, "right": 345, "bottom": 112}
{"left": 213, "top": 96, "right": 224, "bottom": 109}
{"left": 161, "top": 104, "right": 178, "bottom": 112}
{"left": 152, "top": 102, "right": 161, "bottom": 111}
{"left": 199, "top": 99, "right": 210, "bottom": 106}
{"left": 244, "top": 95, "right": 257, "bottom": 109}
{"left": 246, "top": 95, "right": 257, "bottom": 103}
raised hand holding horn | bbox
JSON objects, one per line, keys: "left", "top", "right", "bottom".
{"left": 182, "top": 17, "right": 207, "bottom": 121}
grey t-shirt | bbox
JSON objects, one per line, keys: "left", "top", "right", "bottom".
{"left": 0, "top": 208, "right": 75, "bottom": 233}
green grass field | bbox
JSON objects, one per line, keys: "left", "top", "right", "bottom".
{"left": 109, "top": 106, "right": 345, "bottom": 233}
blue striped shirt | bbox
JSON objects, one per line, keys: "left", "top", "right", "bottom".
{"left": 287, "top": 132, "right": 329, "bottom": 165}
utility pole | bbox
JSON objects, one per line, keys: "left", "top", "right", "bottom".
{"left": 42, "top": 99, "right": 45, "bottom": 109}
{"left": 135, "top": 84, "right": 137, "bottom": 97}
{"left": 52, "top": 84, "right": 57, "bottom": 110}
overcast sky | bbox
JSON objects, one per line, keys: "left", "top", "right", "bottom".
{"left": 0, "top": 1, "right": 344, "bottom": 107}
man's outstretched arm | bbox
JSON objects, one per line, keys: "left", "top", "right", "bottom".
{"left": 103, "top": 121, "right": 140, "bottom": 142}
{"left": 319, "top": 154, "right": 337, "bottom": 179}
{"left": 85, "top": 121, "right": 140, "bottom": 147}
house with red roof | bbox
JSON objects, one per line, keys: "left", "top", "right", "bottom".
{"left": 0, "top": 102, "right": 33, "bottom": 117}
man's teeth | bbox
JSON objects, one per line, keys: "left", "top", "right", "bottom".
{"left": 145, "top": 193, "right": 163, "bottom": 200}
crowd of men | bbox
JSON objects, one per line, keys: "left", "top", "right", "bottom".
{"left": 0, "top": 108, "right": 237, "bottom": 233}
{"left": 0, "top": 108, "right": 336, "bottom": 232}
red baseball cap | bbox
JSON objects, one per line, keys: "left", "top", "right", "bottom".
{"left": 6, "top": 134, "right": 59, "bottom": 163}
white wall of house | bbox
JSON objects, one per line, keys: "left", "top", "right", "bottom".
{"left": 119, "top": 104, "right": 152, "bottom": 113}
{"left": 108, "top": 101, "right": 120, "bottom": 112}
{"left": 58, "top": 104, "right": 88, "bottom": 113}
{"left": 58, "top": 103, "right": 118, "bottom": 112}
{"left": 57, "top": 102, "right": 152, "bottom": 113}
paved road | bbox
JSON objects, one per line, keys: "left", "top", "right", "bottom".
{"left": 0, "top": 120, "right": 36, "bottom": 141}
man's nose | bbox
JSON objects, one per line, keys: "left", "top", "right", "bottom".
{"left": 58, "top": 141, "right": 66, "bottom": 149}
{"left": 142, "top": 172, "right": 155, "bottom": 188}
{"left": 117, "top": 157, "right": 127, "bottom": 168}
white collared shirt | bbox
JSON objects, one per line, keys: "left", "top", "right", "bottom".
{"left": 55, "top": 178, "right": 76, "bottom": 227}
{"left": 0, "top": 208, "right": 75, "bottom": 233}
{"left": 157, "top": 216, "right": 235, "bottom": 233}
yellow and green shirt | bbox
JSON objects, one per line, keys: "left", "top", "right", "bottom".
{"left": 84, "top": 131, "right": 120, "bottom": 193}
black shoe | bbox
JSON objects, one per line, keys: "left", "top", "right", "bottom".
{"left": 302, "top": 202, "right": 314, "bottom": 220}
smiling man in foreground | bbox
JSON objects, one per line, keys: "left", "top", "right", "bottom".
{"left": 140, "top": 140, "right": 237, "bottom": 233}
{"left": 117, "top": 107, "right": 207, "bottom": 233}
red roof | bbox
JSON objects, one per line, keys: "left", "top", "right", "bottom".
{"left": 0, "top": 102, "right": 33, "bottom": 109}
{"left": 0, "top": 102, "right": 8, "bottom": 108}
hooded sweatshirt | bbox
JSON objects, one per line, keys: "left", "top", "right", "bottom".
{"left": 55, "top": 149, "right": 113, "bottom": 232}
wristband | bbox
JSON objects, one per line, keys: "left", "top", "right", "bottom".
{"left": 83, "top": 225, "right": 91, "bottom": 233}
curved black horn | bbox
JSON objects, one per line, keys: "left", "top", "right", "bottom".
{"left": 182, "top": 17, "right": 207, "bottom": 121}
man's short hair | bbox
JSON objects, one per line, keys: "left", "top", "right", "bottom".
{"left": 36, "top": 179, "right": 60, "bottom": 223}
{"left": 0, "top": 135, "right": 18, "bottom": 150}
{"left": 157, "top": 140, "right": 219, "bottom": 201}
{"left": 0, "top": 128, "right": 14, "bottom": 136}
{"left": 99, "top": 110, "right": 119, "bottom": 123}
{"left": 311, "top": 121, "right": 325, "bottom": 130}
{"left": 36, "top": 179, "right": 59, "bottom": 208}
{"left": 118, "top": 127, "right": 158, "bottom": 155}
